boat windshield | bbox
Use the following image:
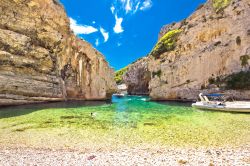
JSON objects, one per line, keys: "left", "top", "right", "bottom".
{"left": 204, "top": 94, "right": 225, "bottom": 102}
{"left": 205, "top": 94, "right": 224, "bottom": 97}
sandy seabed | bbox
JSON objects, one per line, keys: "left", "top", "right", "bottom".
{"left": 0, "top": 145, "right": 249, "bottom": 166}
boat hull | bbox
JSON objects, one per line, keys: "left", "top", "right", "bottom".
{"left": 192, "top": 103, "right": 250, "bottom": 113}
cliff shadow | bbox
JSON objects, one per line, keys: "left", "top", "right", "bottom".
{"left": 0, "top": 100, "right": 110, "bottom": 119}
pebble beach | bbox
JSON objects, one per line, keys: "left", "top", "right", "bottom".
{"left": 1, "top": 145, "right": 249, "bottom": 166}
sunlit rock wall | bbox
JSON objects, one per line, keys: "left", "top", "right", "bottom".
{"left": 0, "top": 0, "right": 117, "bottom": 106}
{"left": 148, "top": 0, "right": 250, "bottom": 100}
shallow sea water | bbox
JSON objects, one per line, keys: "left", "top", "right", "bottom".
{"left": 0, "top": 96, "right": 249, "bottom": 150}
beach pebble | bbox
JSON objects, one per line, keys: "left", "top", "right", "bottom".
{"left": 0, "top": 146, "right": 249, "bottom": 166}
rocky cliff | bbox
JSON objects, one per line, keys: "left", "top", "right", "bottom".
{"left": 0, "top": 0, "right": 117, "bottom": 106}
{"left": 123, "top": 57, "right": 151, "bottom": 95}
{"left": 126, "top": 0, "right": 250, "bottom": 100}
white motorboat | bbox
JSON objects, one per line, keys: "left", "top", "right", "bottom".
{"left": 113, "top": 93, "right": 125, "bottom": 98}
{"left": 192, "top": 93, "right": 250, "bottom": 113}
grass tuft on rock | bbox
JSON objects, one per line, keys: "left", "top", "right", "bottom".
{"left": 212, "top": 0, "right": 231, "bottom": 12}
{"left": 150, "top": 29, "right": 182, "bottom": 58}
{"left": 115, "top": 67, "right": 128, "bottom": 84}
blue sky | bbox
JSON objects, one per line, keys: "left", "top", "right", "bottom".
{"left": 60, "top": 0, "right": 206, "bottom": 70}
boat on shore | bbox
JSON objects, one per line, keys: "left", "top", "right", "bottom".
{"left": 192, "top": 93, "right": 250, "bottom": 113}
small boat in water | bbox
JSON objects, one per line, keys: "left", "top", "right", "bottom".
{"left": 113, "top": 93, "right": 125, "bottom": 98}
{"left": 192, "top": 93, "right": 250, "bottom": 113}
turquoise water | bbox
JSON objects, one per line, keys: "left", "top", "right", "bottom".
{"left": 0, "top": 96, "right": 249, "bottom": 150}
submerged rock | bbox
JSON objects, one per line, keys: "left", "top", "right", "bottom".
{"left": 0, "top": 0, "right": 117, "bottom": 106}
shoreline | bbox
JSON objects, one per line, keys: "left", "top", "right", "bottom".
{"left": 2, "top": 94, "right": 250, "bottom": 108}
{"left": 0, "top": 97, "right": 193, "bottom": 110}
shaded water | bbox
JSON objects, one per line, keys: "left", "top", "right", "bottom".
{"left": 0, "top": 96, "right": 249, "bottom": 150}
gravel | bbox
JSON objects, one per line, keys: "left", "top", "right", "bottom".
{"left": 0, "top": 146, "right": 249, "bottom": 166}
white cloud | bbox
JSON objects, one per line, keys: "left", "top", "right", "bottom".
{"left": 120, "top": 0, "right": 126, "bottom": 4}
{"left": 110, "top": 0, "right": 153, "bottom": 35}
{"left": 140, "top": 0, "right": 152, "bottom": 10}
{"left": 100, "top": 27, "right": 109, "bottom": 42}
{"left": 125, "top": 0, "right": 132, "bottom": 13}
{"left": 134, "top": 2, "right": 140, "bottom": 13}
{"left": 92, "top": 21, "right": 96, "bottom": 24}
{"left": 95, "top": 39, "right": 100, "bottom": 46}
{"left": 114, "top": 0, "right": 152, "bottom": 15}
{"left": 111, "top": 5, "right": 115, "bottom": 14}
{"left": 69, "top": 18, "right": 98, "bottom": 35}
{"left": 113, "top": 15, "right": 124, "bottom": 33}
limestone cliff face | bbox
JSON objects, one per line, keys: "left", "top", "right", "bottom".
{"left": 127, "top": 0, "right": 250, "bottom": 100}
{"left": 123, "top": 57, "right": 150, "bottom": 95}
{"left": 0, "top": 0, "right": 117, "bottom": 106}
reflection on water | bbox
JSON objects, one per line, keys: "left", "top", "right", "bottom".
{"left": 0, "top": 95, "right": 249, "bottom": 149}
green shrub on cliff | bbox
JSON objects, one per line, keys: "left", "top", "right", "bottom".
{"left": 208, "top": 71, "right": 250, "bottom": 90}
{"left": 150, "top": 29, "right": 182, "bottom": 58}
{"left": 240, "top": 55, "right": 250, "bottom": 67}
{"left": 225, "top": 71, "right": 250, "bottom": 90}
{"left": 152, "top": 70, "right": 162, "bottom": 78}
{"left": 212, "top": 0, "right": 231, "bottom": 12}
{"left": 115, "top": 67, "right": 128, "bottom": 84}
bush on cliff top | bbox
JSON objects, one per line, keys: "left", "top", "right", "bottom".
{"left": 212, "top": 0, "right": 231, "bottom": 12}
{"left": 115, "top": 67, "right": 128, "bottom": 84}
{"left": 150, "top": 29, "right": 182, "bottom": 58}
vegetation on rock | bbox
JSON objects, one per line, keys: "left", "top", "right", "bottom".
{"left": 150, "top": 29, "right": 182, "bottom": 58}
{"left": 225, "top": 71, "right": 250, "bottom": 90}
{"left": 115, "top": 67, "right": 128, "bottom": 84}
{"left": 240, "top": 55, "right": 249, "bottom": 67}
{"left": 152, "top": 70, "right": 162, "bottom": 78}
{"left": 208, "top": 71, "right": 250, "bottom": 90}
{"left": 212, "top": 0, "right": 231, "bottom": 12}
